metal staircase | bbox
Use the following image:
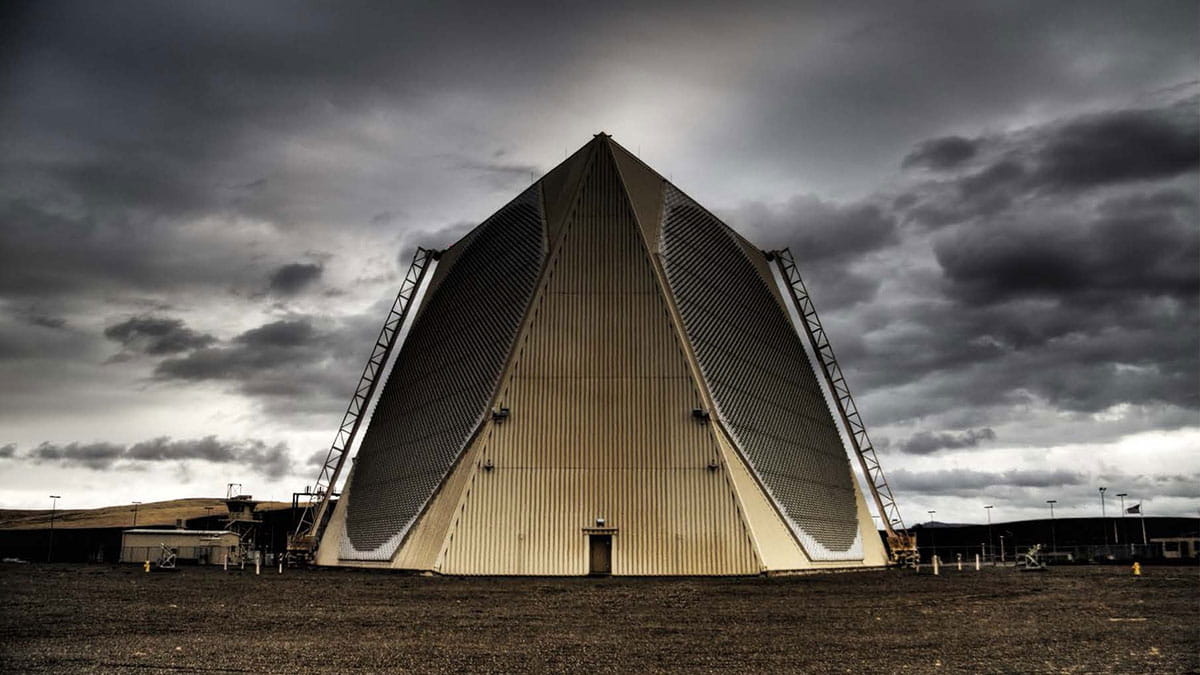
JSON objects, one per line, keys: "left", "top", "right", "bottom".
{"left": 287, "top": 247, "right": 437, "bottom": 563}
{"left": 770, "top": 248, "right": 918, "bottom": 566}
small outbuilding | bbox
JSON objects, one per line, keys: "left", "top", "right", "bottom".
{"left": 1150, "top": 536, "right": 1199, "bottom": 560}
{"left": 120, "top": 529, "right": 240, "bottom": 565}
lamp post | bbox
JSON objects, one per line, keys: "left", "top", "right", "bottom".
{"left": 927, "top": 510, "right": 937, "bottom": 562}
{"left": 1046, "top": 500, "right": 1057, "bottom": 554}
{"left": 1099, "top": 482, "right": 1108, "bottom": 552}
{"left": 131, "top": 501, "right": 141, "bottom": 528}
{"left": 47, "top": 495, "right": 61, "bottom": 563}
{"left": 1116, "top": 493, "right": 1129, "bottom": 553}
{"left": 984, "top": 505, "right": 994, "bottom": 563}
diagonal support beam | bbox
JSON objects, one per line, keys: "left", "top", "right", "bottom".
{"left": 288, "top": 246, "right": 437, "bottom": 559}
{"left": 770, "top": 248, "right": 916, "bottom": 564}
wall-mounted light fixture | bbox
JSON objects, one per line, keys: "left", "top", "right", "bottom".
{"left": 706, "top": 460, "right": 720, "bottom": 472}
{"left": 595, "top": 517, "right": 606, "bottom": 527}
{"left": 492, "top": 407, "right": 510, "bottom": 421}
{"left": 483, "top": 459, "right": 495, "bottom": 472}
{"left": 691, "top": 408, "right": 710, "bottom": 422}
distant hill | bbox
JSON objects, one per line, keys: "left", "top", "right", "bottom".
{"left": 0, "top": 497, "right": 293, "bottom": 530}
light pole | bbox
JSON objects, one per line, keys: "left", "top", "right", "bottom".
{"left": 131, "top": 501, "right": 141, "bottom": 528}
{"left": 1116, "top": 493, "right": 1129, "bottom": 553}
{"left": 47, "top": 495, "right": 61, "bottom": 563}
{"left": 1099, "top": 487, "right": 1108, "bottom": 554}
{"left": 984, "top": 505, "right": 994, "bottom": 563}
{"left": 927, "top": 510, "right": 937, "bottom": 562}
{"left": 1046, "top": 500, "right": 1057, "bottom": 554}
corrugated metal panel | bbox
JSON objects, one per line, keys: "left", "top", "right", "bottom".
{"left": 540, "top": 141, "right": 595, "bottom": 245}
{"left": 440, "top": 147, "right": 758, "bottom": 575}
{"left": 608, "top": 139, "right": 666, "bottom": 248}
{"left": 660, "top": 185, "right": 863, "bottom": 561}
{"left": 339, "top": 185, "right": 546, "bottom": 561}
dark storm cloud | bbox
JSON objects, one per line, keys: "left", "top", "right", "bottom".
{"left": 895, "top": 101, "right": 1199, "bottom": 232}
{"left": 0, "top": 200, "right": 267, "bottom": 300}
{"left": 27, "top": 441, "right": 125, "bottom": 471}
{"left": 267, "top": 263, "right": 323, "bottom": 296}
{"left": 897, "top": 428, "right": 996, "bottom": 455}
{"left": 1031, "top": 104, "right": 1199, "bottom": 191}
{"left": 728, "top": 196, "right": 898, "bottom": 264}
{"left": 901, "top": 136, "right": 979, "bottom": 171}
{"left": 934, "top": 189, "right": 1198, "bottom": 304}
{"left": 151, "top": 313, "right": 377, "bottom": 418}
{"left": 845, "top": 285, "right": 1198, "bottom": 420}
{"left": 722, "top": 196, "right": 898, "bottom": 308}
{"left": 24, "top": 312, "right": 67, "bottom": 330}
{"left": 236, "top": 319, "right": 318, "bottom": 347}
{"left": 104, "top": 316, "right": 217, "bottom": 356}
{"left": 0, "top": 444, "right": 16, "bottom": 459}
{"left": 890, "top": 468, "right": 1085, "bottom": 496}
{"left": 24, "top": 436, "right": 294, "bottom": 478}
{"left": 824, "top": 96, "right": 1200, "bottom": 423}
{"left": 156, "top": 319, "right": 323, "bottom": 382}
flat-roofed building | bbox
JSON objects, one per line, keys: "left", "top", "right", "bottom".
{"left": 120, "top": 529, "right": 240, "bottom": 565}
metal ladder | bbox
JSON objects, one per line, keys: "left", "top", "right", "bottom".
{"left": 288, "top": 247, "right": 437, "bottom": 561}
{"left": 770, "top": 248, "right": 917, "bottom": 565}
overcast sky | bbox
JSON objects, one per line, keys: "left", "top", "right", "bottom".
{"left": 1, "top": 1, "right": 1196, "bottom": 525}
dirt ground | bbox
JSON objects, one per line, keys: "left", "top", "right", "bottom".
{"left": 0, "top": 564, "right": 1195, "bottom": 673}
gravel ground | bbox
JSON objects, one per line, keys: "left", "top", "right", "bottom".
{"left": 0, "top": 563, "right": 1195, "bottom": 673}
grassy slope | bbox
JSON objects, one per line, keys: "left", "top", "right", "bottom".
{"left": 0, "top": 498, "right": 292, "bottom": 530}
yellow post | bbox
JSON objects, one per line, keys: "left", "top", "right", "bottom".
{"left": 143, "top": 560, "right": 150, "bottom": 573}
{"left": 1132, "top": 561, "right": 1141, "bottom": 576}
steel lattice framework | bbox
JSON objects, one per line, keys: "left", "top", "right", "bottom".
{"left": 771, "top": 248, "right": 917, "bottom": 563}
{"left": 289, "top": 247, "right": 436, "bottom": 559}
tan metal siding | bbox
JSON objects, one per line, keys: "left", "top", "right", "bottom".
{"left": 608, "top": 139, "right": 666, "bottom": 248}
{"left": 440, "top": 148, "right": 758, "bottom": 575}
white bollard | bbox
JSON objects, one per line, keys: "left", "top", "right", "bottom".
{"left": 278, "top": 561, "right": 283, "bottom": 574}
{"left": 932, "top": 555, "right": 940, "bottom": 576}
{"left": 255, "top": 558, "right": 260, "bottom": 575}
{"left": 975, "top": 554, "right": 980, "bottom": 571}
{"left": 223, "top": 555, "right": 228, "bottom": 571}
{"left": 957, "top": 554, "right": 962, "bottom": 571}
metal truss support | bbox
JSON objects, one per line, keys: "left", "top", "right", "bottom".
{"left": 288, "top": 247, "right": 437, "bottom": 561}
{"left": 770, "top": 248, "right": 917, "bottom": 565}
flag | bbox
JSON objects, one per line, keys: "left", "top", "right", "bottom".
{"left": 1126, "top": 503, "right": 1141, "bottom": 514}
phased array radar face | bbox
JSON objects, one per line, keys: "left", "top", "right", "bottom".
{"left": 321, "top": 135, "right": 889, "bottom": 573}
{"left": 341, "top": 186, "right": 546, "bottom": 561}
{"left": 660, "top": 186, "right": 862, "bottom": 561}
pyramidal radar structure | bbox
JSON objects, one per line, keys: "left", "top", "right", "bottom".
{"left": 292, "top": 134, "right": 915, "bottom": 575}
